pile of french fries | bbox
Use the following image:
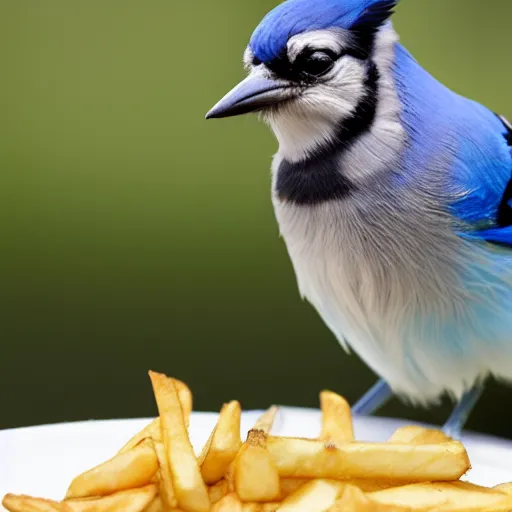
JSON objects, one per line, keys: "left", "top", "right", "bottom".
{"left": 4, "top": 371, "right": 512, "bottom": 511}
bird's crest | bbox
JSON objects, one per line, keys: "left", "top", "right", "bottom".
{"left": 250, "top": 0, "right": 398, "bottom": 63}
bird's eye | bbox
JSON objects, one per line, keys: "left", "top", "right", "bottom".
{"left": 297, "top": 50, "right": 335, "bottom": 78}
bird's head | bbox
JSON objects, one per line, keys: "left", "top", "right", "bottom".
{"left": 206, "top": 0, "right": 400, "bottom": 159}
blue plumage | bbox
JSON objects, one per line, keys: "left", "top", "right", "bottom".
{"left": 392, "top": 44, "right": 512, "bottom": 245}
{"left": 471, "top": 226, "right": 512, "bottom": 246}
{"left": 250, "top": 0, "right": 396, "bottom": 62}
{"left": 389, "top": 45, "right": 512, "bottom": 394}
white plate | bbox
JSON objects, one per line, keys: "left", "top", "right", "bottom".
{"left": 2, "top": 407, "right": 512, "bottom": 509}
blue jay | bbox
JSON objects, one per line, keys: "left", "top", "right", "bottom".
{"left": 206, "top": 0, "right": 512, "bottom": 438}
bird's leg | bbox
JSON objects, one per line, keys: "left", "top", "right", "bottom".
{"left": 442, "top": 384, "right": 485, "bottom": 440}
{"left": 352, "top": 378, "right": 393, "bottom": 416}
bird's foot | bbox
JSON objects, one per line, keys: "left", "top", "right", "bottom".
{"left": 352, "top": 378, "right": 393, "bottom": 416}
{"left": 352, "top": 379, "right": 484, "bottom": 441}
{"left": 442, "top": 384, "right": 485, "bottom": 440}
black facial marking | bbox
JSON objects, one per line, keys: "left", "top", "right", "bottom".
{"left": 265, "top": 44, "right": 375, "bottom": 84}
{"left": 352, "top": 0, "right": 397, "bottom": 31}
{"left": 275, "top": 61, "right": 380, "bottom": 205}
{"left": 496, "top": 115, "right": 512, "bottom": 228}
{"left": 497, "top": 180, "right": 512, "bottom": 228}
{"left": 265, "top": 49, "right": 337, "bottom": 84}
{"left": 295, "top": 50, "right": 336, "bottom": 78}
{"left": 500, "top": 115, "right": 512, "bottom": 146}
{"left": 350, "top": 0, "right": 397, "bottom": 59}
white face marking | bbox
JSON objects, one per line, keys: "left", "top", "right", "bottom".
{"left": 263, "top": 55, "right": 367, "bottom": 162}
{"left": 337, "top": 26, "right": 405, "bottom": 184}
{"left": 254, "top": 28, "right": 370, "bottom": 162}
{"left": 286, "top": 29, "right": 353, "bottom": 63}
{"left": 243, "top": 47, "right": 255, "bottom": 72}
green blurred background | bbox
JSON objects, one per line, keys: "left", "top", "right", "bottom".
{"left": 1, "top": 1, "right": 511, "bottom": 437}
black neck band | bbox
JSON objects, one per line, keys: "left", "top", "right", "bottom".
{"left": 275, "top": 61, "right": 380, "bottom": 205}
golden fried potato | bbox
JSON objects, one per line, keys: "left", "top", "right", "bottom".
{"left": 259, "top": 505, "right": 281, "bottom": 512}
{"left": 2, "top": 494, "right": 70, "bottom": 512}
{"left": 252, "top": 407, "right": 279, "bottom": 434}
{"left": 368, "top": 481, "right": 512, "bottom": 511}
{"left": 65, "top": 438, "right": 158, "bottom": 499}
{"left": 64, "top": 485, "right": 157, "bottom": 512}
{"left": 210, "top": 493, "right": 280, "bottom": 512}
{"left": 149, "top": 371, "right": 210, "bottom": 512}
{"left": 265, "top": 436, "right": 470, "bottom": 481}
{"left": 208, "top": 480, "right": 230, "bottom": 504}
{"left": 389, "top": 425, "right": 452, "bottom": 445}
{"left": 494, "top": 482, "right": 512, "bottom": 495}
{"left": 118, "top": 419, "right": 160, "bottom": 454}
{"left": 277, "top": 478, "right": 309, "bottom": 500}
{"left": 210, "top": 494, "right": 243, "bottom": 512}
{"left": 277, "top": 476, "right": 401, "bottom": 500}
{"left": 328, "top": 484, "right": 417, "bottom": 512}
{"left": 234, "top": 430, "right": 280, "bottom": 502}
{"left": 198, "top": 401, "right": 242, "bottom": 484}
{"left": 319, "top": 391, "right": 354, "bottom": 444}
{"left": 174, "top": 378, "right": 194, "bottom": 427}
{"left": 276, "top": 479, "right": 344, "bottom": 511}
{"left": 143, "top": 496, "right": 164, "bottom": 512}
{"left": 118, "top": 379, "right": 192, "bottom": 455}
{"left": 8, "top": 371, "right": 512, "bottom": 512}
{"left": 153, "top": 439, "right": 179, "bottom": 509}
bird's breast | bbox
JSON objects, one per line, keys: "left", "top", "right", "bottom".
{"left": 271, "top": 189, "right": 485, "bottom": 398}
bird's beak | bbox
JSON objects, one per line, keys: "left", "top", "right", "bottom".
{"left": 205, "top": 73, "right": 291, "bottom": 119}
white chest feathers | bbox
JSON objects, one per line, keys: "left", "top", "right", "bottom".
{"left": 272, "top": 196, "right": 479, "bottom": 401}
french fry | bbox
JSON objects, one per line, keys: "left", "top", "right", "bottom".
{"left": 389, "top": 425, "right": 452, "bottom": 445}
{"left": 119, "top": 418, "right": 160, "bottom": 454}
{"left": 277, "top": 478, "right": 309, "bottom": 499}
{"left": 2, "top": 495, "right": 70, "bottom": 512}
{"left": 65, "top": 438, "right": 158, "bottom": 499}
{"left": 149, "top": 371, "right": 210, "bottom": 512}
{"left": 328, "top": 484, "right": 416, "bottom": 512}
{"left": 210, "top": 494, "right": 242, "bottom": 512}
{"left": 435, "top": 498, "right": 512, "bottom": 512}
{"left": 434, "top": 481, "right": 512, "bottom": 512}
{"left": 175, "top": 378, "right": 194, "bottom": 426}
{"left": 153, "top": 439, "right": 178, "bottom": 509}
{"left": 119, "top": 379, "right": 192, "bottom": 455}
{"left": 210, "top": 494, "right": 280, "bottom": 512}
{"left": 198, "top": 401, "right": 242, "bottom": 484}
{"left": 64, "top": 485, "right": 158, "bottom": 512}
{"left": 234, "top": 430, "right": 281, "bottom": 502}
{"left": 276, "top": 479, "right": 344, "bottom": 511}
{"left": 277, "top": 476, "right": 400, "bottom": 500}
{"left": 7, "top": 371, "right": 512, "bottom": 512}
{"left": 319, "top": 391, "right": 354, "bottom": 444}
{"left": 208, "top": 480, "right": 230, "bottom": 504}
{"left": 143, "top": 496, "right": 165, "bottom": 512}
{"left": 265, "top": 436, "right": 470, "bottom": 481}
{"left": 495, "top": 482, "right": 512, "bottom": 494}
{"left": 223, "top": 462, "right": 236, "bottom": 492}
{"left": 368, "top": 481, "right": 512, "bottom": 511}
{"left": 252, "top": 407, "right": 279, "bottom": 434}
{"left": 259, "top": 505, "right": 281, "bottom": 512}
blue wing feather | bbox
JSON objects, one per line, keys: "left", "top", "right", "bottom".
{"left": 449, "top": 110, "right": 512, "bottom": 229}
{"left": 446, "top": 109, "right": 512, "bottom": 246}
{"left": 469, "top": 226, "right": 512, "bottom": 246}
{"left": 393, "top": 45, "right": 512, "bottom": 247}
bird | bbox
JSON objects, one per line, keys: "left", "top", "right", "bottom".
{"left": 205, "top": 0, "right": 512, "bottom": 439}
